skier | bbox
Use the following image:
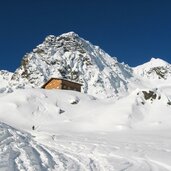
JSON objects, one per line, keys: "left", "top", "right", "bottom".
{"left": 32, "top": 125, "right": 35, "bottom": 130}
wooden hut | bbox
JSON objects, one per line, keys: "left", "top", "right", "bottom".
{"left": 41, "top": 78, "right": 82, "bottom": 92}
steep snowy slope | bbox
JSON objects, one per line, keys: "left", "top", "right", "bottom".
{"left": 8, "top": 32, "right": 133, "bottom": 98}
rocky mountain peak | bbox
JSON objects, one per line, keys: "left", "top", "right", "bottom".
{"left": 58, "top": 31, "right": 79, "bottom": 39}
{"left": 43, "top": 32, "right": 79, "bottom": 45}
{"left": 0, "top": 33, "right": 171, "bottom": 98}
{"left": 5, "top": 32, "right": 133, "bottom": 98}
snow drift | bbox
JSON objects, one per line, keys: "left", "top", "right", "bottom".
{"left": 0, "top": 88, "right": 171, "bottom": 133}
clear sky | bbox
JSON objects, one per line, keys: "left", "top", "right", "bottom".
{"left": 0, "top": 0, "right": 171, "bottom": 71}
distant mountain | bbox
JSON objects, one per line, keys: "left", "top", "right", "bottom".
{"left": 5, "top": 32, "right": 133, "bottom": 98}
{"left": 133, "top": 58, "right": 171, "bottom": 81}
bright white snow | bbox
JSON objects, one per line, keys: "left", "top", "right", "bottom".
{"left": 0, "top": 88, "right": 171, "bottom": 170}
{"left": 1, "top": 121, "right": 171, "bottom": 171}
{"left": 0, "top": 32, "right": 171, "bottom": 171}
{"left": 0, "top": 89, "right": 171, "bottom": 132}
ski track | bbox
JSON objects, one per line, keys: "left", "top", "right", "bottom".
{"left": 0, "top": 124, "right": 171, "bottom": 171}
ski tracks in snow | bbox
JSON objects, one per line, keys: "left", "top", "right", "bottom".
{"left": 0, "top": 123, "right": 58, "bottom": 171}
{"left": 35, "top": 132, "right": 171, "bottom": 171}
{"left": 1, "top": 123, "right": 171, "bottom": 171}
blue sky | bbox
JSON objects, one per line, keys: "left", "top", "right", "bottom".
{"left": 0, "top": 0, "right": 171, "bottom": 71}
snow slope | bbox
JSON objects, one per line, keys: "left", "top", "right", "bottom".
{"left": 0, "top": 81, "right": 171, "bottom": 171}
{"left": 1, "top": 120, "right": 171, "bottom": 171}
{"left": 0, "top": 71, "right": 171, "bottom": 171}
{"left": 0, "top": 88, "right": 171, "bottom": 170}
{"left": 0, "top": 88, "right": 171, "bottom": 133}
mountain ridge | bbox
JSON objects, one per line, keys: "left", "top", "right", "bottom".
{"left": 0, "top": 32, "right": 171, "bottom": 98}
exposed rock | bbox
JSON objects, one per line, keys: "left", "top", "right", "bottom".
{"left": 147, "top": 66, "right": 168, "bottom": 79}
{"left": 59, "top": 109, "right": 65, "bottom": 114}
{"left": 70, "top": 96, "right": 80, "bottom": 104}
{"left": 167, "top": 101, "right": 171, "bottom": 106}
{"left": 142, "top": 91, "right": 157, "bottom": 100}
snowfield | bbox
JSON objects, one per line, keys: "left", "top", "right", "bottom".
{"left": 1, "top": 122, "right": 171, "bottom": 171}
{"left": 0, "top": 88, "right": 171, "bottom": 171}
{"left": 0, "top": 89, "right": 171, "bottom": 132}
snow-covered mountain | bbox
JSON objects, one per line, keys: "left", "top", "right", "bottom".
{"left": 134, "top": 58, "right": 171, "bottom": 82}
{"left": 1, "top": 32, "right": 171, "bottom": 98}
{"left": 0, "top": 32, "right": 133, "bottom": 98}
{"left": 1, "top": 32, "right": 171, "bottom": 170}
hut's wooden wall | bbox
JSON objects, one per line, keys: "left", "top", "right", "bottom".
{"left": 44, "top": 79, "right": 62, "bottom": 89}
{"left": 43, "top": 79, "right": 82, "bottom": 92}
{"left": 62, "top": 80, "right": 81, "bottom": 92}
